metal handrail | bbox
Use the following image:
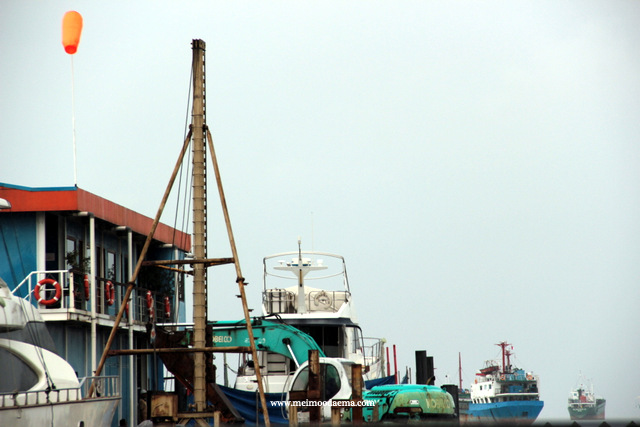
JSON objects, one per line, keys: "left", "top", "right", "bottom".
{"left": 11, "top": 270, "right": 172, "bottom": 323}
{"left": 0, "top": 375, "right": 119, "bottom": 409}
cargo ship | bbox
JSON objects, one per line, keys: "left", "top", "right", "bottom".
{"left": 568, "top": 375, "right": 605, "bottom": 420}
{"left": 466, "top": 342, "right": 543, "bottom": 424}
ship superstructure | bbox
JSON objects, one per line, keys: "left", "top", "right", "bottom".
{"left": 467, "top": 342, "right": 543, "bottom": 423}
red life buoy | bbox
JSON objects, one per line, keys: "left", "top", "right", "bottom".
{"left": 146, "top": 290, "right": 154, "bottom": 319}
{"left": 164, "top": 296, "right": 171, "bottom": 318}
{"left": 35, "top": 278, "right": 62, "bottom": 306}
{"left": 105, "top": 281, "right": 115, "bottom": 306}
{"left": 84, "top": 274, "right": 90, "bottom": 300}
{"left": 125, "top": 301, "right": 130, "bottom": 318}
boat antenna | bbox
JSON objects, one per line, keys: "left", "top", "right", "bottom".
{"left": 71, "top": 57, "right": 78, "bottom": 186}
{"left": 61, "top": 11, "right": 84, "bottom": 186}
{"left": 297, "top": 237, "right": 306, "bottom": 314}
{"left": 459, "top": 352, "right": 463, "bottom": 390}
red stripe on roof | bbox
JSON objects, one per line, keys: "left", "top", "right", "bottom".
{"left": 0, "top": 184, "right": 191, "bottom": 252}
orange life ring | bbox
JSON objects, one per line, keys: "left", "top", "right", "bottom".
{"left": 105, "top": 281, "right": 115, "bottom": 306}
{"left": 164, "top": 296, "right": 171, "bottom": 318}
{"left": 35, "top": 278, "right": 62, "bottom": 306}
{"left": 84, "top": 274, "right": 90, "bottom": 300}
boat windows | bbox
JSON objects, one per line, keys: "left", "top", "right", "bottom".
{"left": 290, "top": 363, "right": 342, "bottom": 401}
{"left": 0, "top": 321, "right": 57, "bottom": 353}
{"left": 291, "top": 366, "right": 308, "bottom": 392}
{"left": 295, "top": 325, "right": 343, "bottom": 358}
{"left": 349, "top": 326, "right": 365, "bottom": 354}
{"left": 0, "top": 348, "right": 39, "bottom": 392}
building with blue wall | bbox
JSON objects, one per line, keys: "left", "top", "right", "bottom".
{"left": 0, "top": 182, "right": 191, "bottom": 426}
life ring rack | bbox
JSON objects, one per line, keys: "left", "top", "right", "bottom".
{"left": 34, "top": 278, "right": 62, "bottom": 306}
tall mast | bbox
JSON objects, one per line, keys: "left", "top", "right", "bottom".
{"left": 296, "top": 238, "right": 305, "bottom": 313}
{"left": 191, "top": 38, "right": 208, "bottom": 413}
{"left": 193, "top": 39, "right": 271, "bottom": 426}
{"left": 273, "top": 239, "right": 327, "bottom": 314}
{"left": 497, "top": 341, "right": 510, "bottom": 374}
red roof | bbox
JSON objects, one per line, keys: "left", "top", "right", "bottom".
{"left": 0, "top": 183, "right": 191, "bottom": 252}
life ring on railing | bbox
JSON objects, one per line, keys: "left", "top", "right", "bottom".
{"left": 105, "top": 281, "right": 115, "bottom": 306}
{"left": 164, "top": 296, "right": 171, "bottom": 318}
{"left": 146, "top": 290, "right": 154, "bottom": 318}
{"left": 313, "top": 290, "right": 332, "bottom": 308}
{"left": 34, "top": 278, "right": 62, "bottom": 306}
{"left": 84, "top": 274, "right": 90, "bottom": 300}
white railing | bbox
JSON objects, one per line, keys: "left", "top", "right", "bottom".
{"left": 263, "top": 289, "right": 296, "bottom": 314}
{"left": 79, "top": 375, "right": 120, "bottom": 399}
{"left": 0, "top": 376, "right": 119, "bottom": 409}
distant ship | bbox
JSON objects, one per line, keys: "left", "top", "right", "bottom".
{"left": 466, "top": 342, "right": 543, "bottom": 424}
{"left": 568, "top": 374, "right": 605, "bottom": 420}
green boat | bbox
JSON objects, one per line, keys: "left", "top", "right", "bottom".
{"left": 568, "top": 375, "right": 605, "bottom": 421}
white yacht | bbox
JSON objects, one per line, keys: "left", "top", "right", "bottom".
{"left": 0, "top": 277, "right": 120, "bottom": 426}
{"left": 233, "top": 241, "right": 386, "bottom": 394}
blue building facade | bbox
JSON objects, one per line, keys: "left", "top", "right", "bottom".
{"left": 0, "top": 183, "right": 191, "bottom": 426}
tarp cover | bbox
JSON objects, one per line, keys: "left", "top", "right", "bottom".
{"left": 218, "top": 384, "right": 289, "bottom": 425}
{"left": 365, "top": 374, "right": 397, "bottom": 388}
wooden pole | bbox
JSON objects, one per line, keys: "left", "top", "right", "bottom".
{"left": 331, "top": 404, "right": 341, "bottom": 426}
{"left": 351, "top": 364, "right": 363, "bottom": 425}
{"left": 191, "top": 38, "right": 207, "bottom": 414}
{"left": 288, "top": 405, "right": 298, "bottom": 427}
{"left": 88, "top": 129, "right": 192, "bottom": 397}
{"left": 386, "top": 346, "right": 390, "bottom": 377}
{"left": 206, "top": 126, "right": 271, "bottom": 427}
{"left": 393, "top": 344, "right": 398, "bottom": 384}
{"left": 308, "top": 349, "right": 321, "bottom": 425}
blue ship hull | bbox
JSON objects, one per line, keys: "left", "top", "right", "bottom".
{"left": 467, "top": 400, "right": 543, "bottom": 423}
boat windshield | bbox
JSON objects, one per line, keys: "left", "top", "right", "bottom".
{"left": 0, "top": 321, "right": 57, "bottom": 353}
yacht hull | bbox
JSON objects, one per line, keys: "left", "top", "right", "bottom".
{"left": 467, "top": 400, "right": 543, "bottom": 424}
{"left": 0, "top": 396, "right": 119, "bottom": 427}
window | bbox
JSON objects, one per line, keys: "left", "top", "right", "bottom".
{"left": 66, "top": 238, "right": 77, "bottom": 269}
{"left": 106, "top": 251, "right": 116, "bottom": 281}
{"left": 0, "top": 349, "right": 39, "bottom": 392}
{"left": 324, "top": 364, "right": 341, "bottom": 400}
{"left": 289, "top": 363, "right": 342, "bottom": 400}
{"left": 291, "top": 366, "right": 309, "bottom": 392}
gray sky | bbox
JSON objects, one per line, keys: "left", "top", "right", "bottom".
{"left": 2, "top": 1, "right": 639, "bottom": 421}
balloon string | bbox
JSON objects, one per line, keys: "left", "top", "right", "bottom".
{"left": 71, "top": 55, "right": 77, "bottom": 186}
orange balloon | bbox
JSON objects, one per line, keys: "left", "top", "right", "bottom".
{"left": 62, "top": 11, "right": 83, "bottom": 55}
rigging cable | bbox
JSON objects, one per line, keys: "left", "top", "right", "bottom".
{"left": 168, "top": 64, "right": 195, "bottom": 323}
{"left": 17, "top": 295, "right": 57, "bottom": 394}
